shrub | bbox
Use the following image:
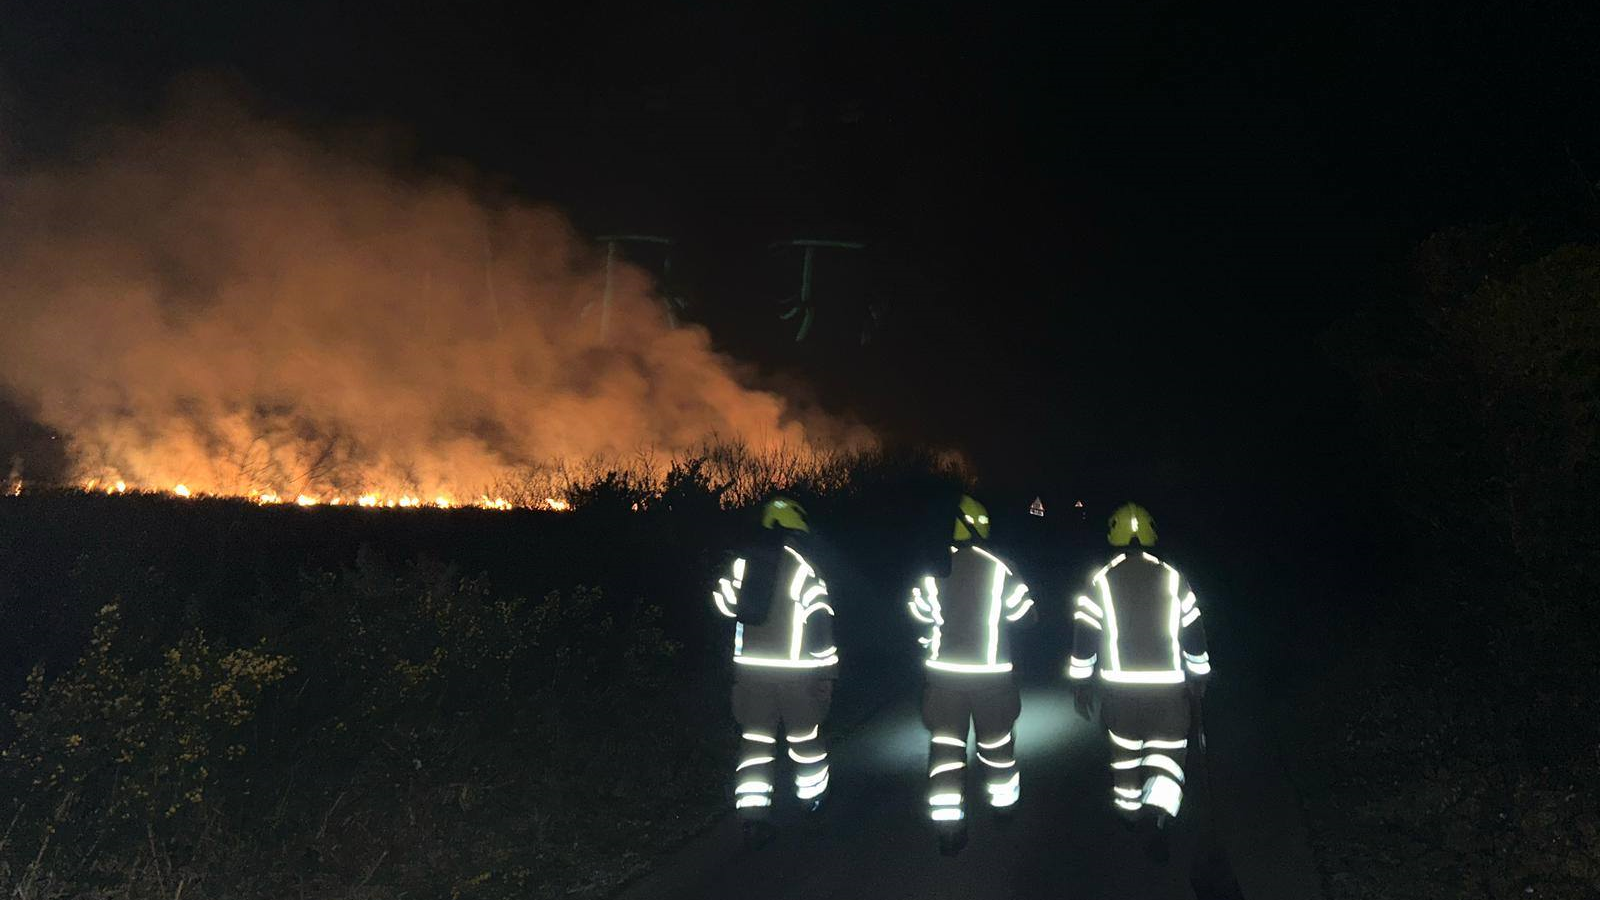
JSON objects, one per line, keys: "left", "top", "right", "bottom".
{"left": 0, "top": 604, "right": 294, "bottom": 898}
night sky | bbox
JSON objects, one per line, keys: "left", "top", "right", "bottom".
{"left": 4, "top": 0, "right": 1597, "bottom": 515}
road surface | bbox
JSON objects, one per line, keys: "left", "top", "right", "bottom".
{"left": 617, "top": 651, "right": 1321, "bottom": 900}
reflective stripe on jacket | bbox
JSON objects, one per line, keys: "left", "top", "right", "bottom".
{"left": 1067, "top": 551, "right": 1210, "bottom": 684}
{"left": 714, "top": 545, "right": 838, "bottom": 669}
{"left": 909, "top": 545, "right": 1033, "bottom": 674}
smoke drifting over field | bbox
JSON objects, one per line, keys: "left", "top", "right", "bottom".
{"left": 0, "top": 93, "right": 856, "bottom": 501}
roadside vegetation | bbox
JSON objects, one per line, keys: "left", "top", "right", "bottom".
{"left": 0, "top": 448, "right": 963, "bottom": 898}
{"left": 1299, "top": 223, "right": 1600, "bottom": 898}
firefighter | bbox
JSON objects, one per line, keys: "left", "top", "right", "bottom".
{"left": 1067, "top": 502, "right": 1211, "bottom": 839}
{"left": 711, "top": 496, "right": 837, "bottom": 844}
{"left": 907, "top": 494, "right": 1035, "bottom": 854}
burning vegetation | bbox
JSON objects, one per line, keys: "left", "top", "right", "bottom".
{"left": 0, "top": 89, "right": 868, "bottom": 504}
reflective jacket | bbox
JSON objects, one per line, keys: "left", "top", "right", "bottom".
{"left": 1067, "top": 550, "right": 1211, "bottom": 685}
{"left": 713, "top": 545, "right": 838, "bottom": 670}
{"left": 908, "top": 545, "right": 1034, "bottom": 674}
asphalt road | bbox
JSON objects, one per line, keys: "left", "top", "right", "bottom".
{"left": 616, "top": 655, "right": 1321, "bottom": 900}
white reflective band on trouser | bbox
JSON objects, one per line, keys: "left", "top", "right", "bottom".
{"left": 1114, "top": 786, "right": 1143, "bottom": 799}
{"left": 1182, "top": 608, "right": 1201, "bottom": 627}
{"left": 1100, "top": 668, "right": 1185, "bottom": 684}
{"left": 987, "top": 771, "right": 1020, "bottom": 807}
{"left": 931, "top": 735, "right": 966, "bottom": 748}
{"left": 1108, "top": 730, "right": 1143, "bottom": 751}
{"left": 1076, "top": 596, "right": 1104, "bottom": 618}
{"left": 1073, "top": 610, "right": 1102, "bottom": 629}
{"left": 1111, "top": 754, "right": 1184, "bottom": 783}
{"left": 928, "top": 793, "right": 963, "bottom": 806}
{"left": 1143, "top": 774, "right": 1183, "bottom": 817}
{"left": 1140, "top": 754, "right": 1186, "bottom": 783}
{"left": 1113, "top": 798, "right": 1142, "bottom": 812}
{"left": 737, "top": 795, "right": 772, "bottom": 809}
{"left": 735, "top": 781, "right": 774, "bottom": 795}
{"left": 929, "top": 761, "right": 966, "bottom": 778}
{"left": 735, "top": 655, "right": 839, "bottom": 668}
{"left": 1144, "top": 736, "right": 1188, "bottom": 750}
{"left": 796, "top": 767, "right": 830, "bottom": 788}
{"left": 789, "top": 724, "right": 820, "bottom": 742}
{"left": 742, "top": 732, "right": 777, "bottom": 744}
{"left": 737, "top": 756, "right": 774, "bottom": 771}
{"left": 931, "top": 807, "right": 965, "bottom": 822}
{"left": 796, "top": 767, "right": 830, "bottom": 798}
{"left": 977, "top": 752, "right": 1015, "bottom": 768}
{"left": 789, "top": 747, "right": 828, "bottom": 764}
{"left": 926, "top": 660, "right": 1013, "bottom": 674}
{"left": 1186, "top": 660, "right": 1212, "bottom": 675}
{"left": 977, "top": 731, "right": 1012, "bottom": 749}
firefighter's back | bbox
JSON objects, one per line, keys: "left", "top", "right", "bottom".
{"left": 1101, "top": 553, "right": 1180, "bottom": 674}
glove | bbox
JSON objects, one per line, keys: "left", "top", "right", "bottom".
{"left": 1072, "top": 683, "right": 1097, "bottom": 721}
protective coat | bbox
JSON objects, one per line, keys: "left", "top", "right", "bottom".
{"left": 1067, "top": 550, "right": 1211, "bottom": 818}
{"left": 909, "top": 544, "right": 1033, "bottom": 822}
{"left": 714, "top": 542, "right": 837, "bottom": 816}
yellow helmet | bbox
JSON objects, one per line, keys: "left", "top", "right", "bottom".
{"left": 761, "top": 496, "right": 810, "bottom": 532}
{"left": 953, "top": 494, "right": 991, "bottom": 541}
{"left": 1107, "top": 502, "right": 1156, "bottom": 547}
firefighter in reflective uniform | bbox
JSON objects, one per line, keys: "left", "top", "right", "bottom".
{"left": 1067, "top": 503, "right": 1211, "bottom": 832}
{"left": 908, "top": 494, "right": 1035, "bottom": 854}
{"left": 711, "top": 497, "right": 837, "bottom": 842}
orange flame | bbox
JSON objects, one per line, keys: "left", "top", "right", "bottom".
{"left": 67, "top": 479, "right": 580, "bottom": 513}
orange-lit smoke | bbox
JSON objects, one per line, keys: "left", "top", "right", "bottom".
{"left": 0, "top": 92, "right": 859, "bottom": 503}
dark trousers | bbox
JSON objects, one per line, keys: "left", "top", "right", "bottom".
{"left": 730, "top": 670, "right": 834, "bottom": 818}
{"left": 920, "top": 670, "right": 1022, "bottom": 822}
{"left": 1100, "top": 685, "right": 1191, "bottom": 818}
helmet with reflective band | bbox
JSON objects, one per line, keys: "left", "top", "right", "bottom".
{"left": 953, "top": 494, "right": 991, "bottom": 541}
{"left": 761, "top": 496, "right": 810, "bottom": 532}
{"left": 1107, "top": 502, "right": 1156, "bottom": 547}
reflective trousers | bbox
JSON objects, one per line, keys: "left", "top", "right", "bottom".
{"left": 1100, "top": 686, "right": 1191, "bottom": 819}
{"left": 921, "top": 670, "right": 1022, "bottom": 823}
{"left": 729, "top": 670, "right": 834, "bottom": 818}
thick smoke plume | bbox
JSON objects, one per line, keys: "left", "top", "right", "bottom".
{"left": 0, "top": 94, "right": 858, "bottom": 502}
